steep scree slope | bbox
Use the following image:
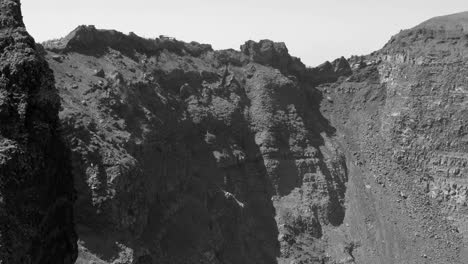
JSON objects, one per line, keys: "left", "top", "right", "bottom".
{"left": 44, "top": 25, "right": 351, "bottom": 264}
{"left": 319, "top": 11, "right": 468, "bottom": 263}
{"left": 0, "top": 0, "right": 77, "bottom": 263}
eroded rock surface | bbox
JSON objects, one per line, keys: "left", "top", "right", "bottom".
{"left": 44, "top": 26, "right": 351, "bottom": 264}
{"left": 318, "top": 12, "right": 468, "bottom": 263}
{"left": 37, "top": 10, "right": 468, "bottom": 264}
{"left": 0, "top": 0, "right": 77, "bottom": 263}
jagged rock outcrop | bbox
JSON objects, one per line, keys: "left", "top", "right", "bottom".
{"left": 0, "top": 0, "right": 77, "bottom": 263}
{"left": 44, "top": 26, "right": 351, "bottom": 264}
{"left": 240, "top": 40, "right": 307, "bottom": 78}
{"left": 306, "top": 57, "right": 353, "bottom": 85}
{"left": 43, "top": 25, "right": 213, "bottom": 58}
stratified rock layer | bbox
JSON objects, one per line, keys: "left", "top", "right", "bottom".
{"left": 0, "top": 0, "right": 77, "bottom": 263}
{"left": 318, "top": 12, "right": 468, "bottom": 263}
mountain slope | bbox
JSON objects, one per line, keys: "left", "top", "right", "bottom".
{"left": 39, "top": 10, "right": 468, "bottom": 264}
{"left": 416, "top": 11, "right": 468, "bottom": 32}
{"left": 43, "top": 25, "right": 352, "bottom": 264}
{"left": 319, "top": 10, "right": 468, "bottom": 263}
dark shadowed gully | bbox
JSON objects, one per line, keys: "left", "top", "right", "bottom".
{"left": 1, "top": 1, "right": 468, "bottom": 263}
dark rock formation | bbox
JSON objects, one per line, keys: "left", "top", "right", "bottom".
{"left": 44, "top": 26, "right": 351, "bottom": 264}
{"left": 306, "top": 57, "right": 352, "bottom": 85}
{"left": 0, "top": 0, "right": 77, "bottom": 263}
{"left": 43, "top": 25, "right": 213, "bottom": 58}
{"left": 240, "top": 40, "right": 307, "bottom": 77}
{"left": 14, "top": 8, "right": 465, "bottom": 264}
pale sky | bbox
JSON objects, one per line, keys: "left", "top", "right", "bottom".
{"left": 22, "top": 0, "right": 467, "bottom": 67}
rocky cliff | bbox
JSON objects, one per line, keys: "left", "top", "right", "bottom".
{"left": 0, "top": 6, "right": 463, "bottom": 264}
{"left": 43, "top": 25, "right": 353, "bottom": 264}
{"left": 317, "top": 12, "right": 468, "bottom": 263}
{"left": 0, "top": 0, "right": 77, "bottom": 263}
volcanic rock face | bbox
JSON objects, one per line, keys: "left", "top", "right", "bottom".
{"left": 318, "top": 13, "right": 468, "bottom": 263}
{"left": 0, "top": 0, "right": 77, "bottom": 263}
{"left": 44, "top": 26, "right": 351, "bottom": 264}
{"left": 36, "top": 10, "right": 468, "bottom": 264}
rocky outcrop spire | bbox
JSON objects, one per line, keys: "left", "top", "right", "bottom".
{"left": 0, "top": 0, "right": 77, "bottom": 263}
{"left": 241, "top": 39, "right": 307, "bottom": 77}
